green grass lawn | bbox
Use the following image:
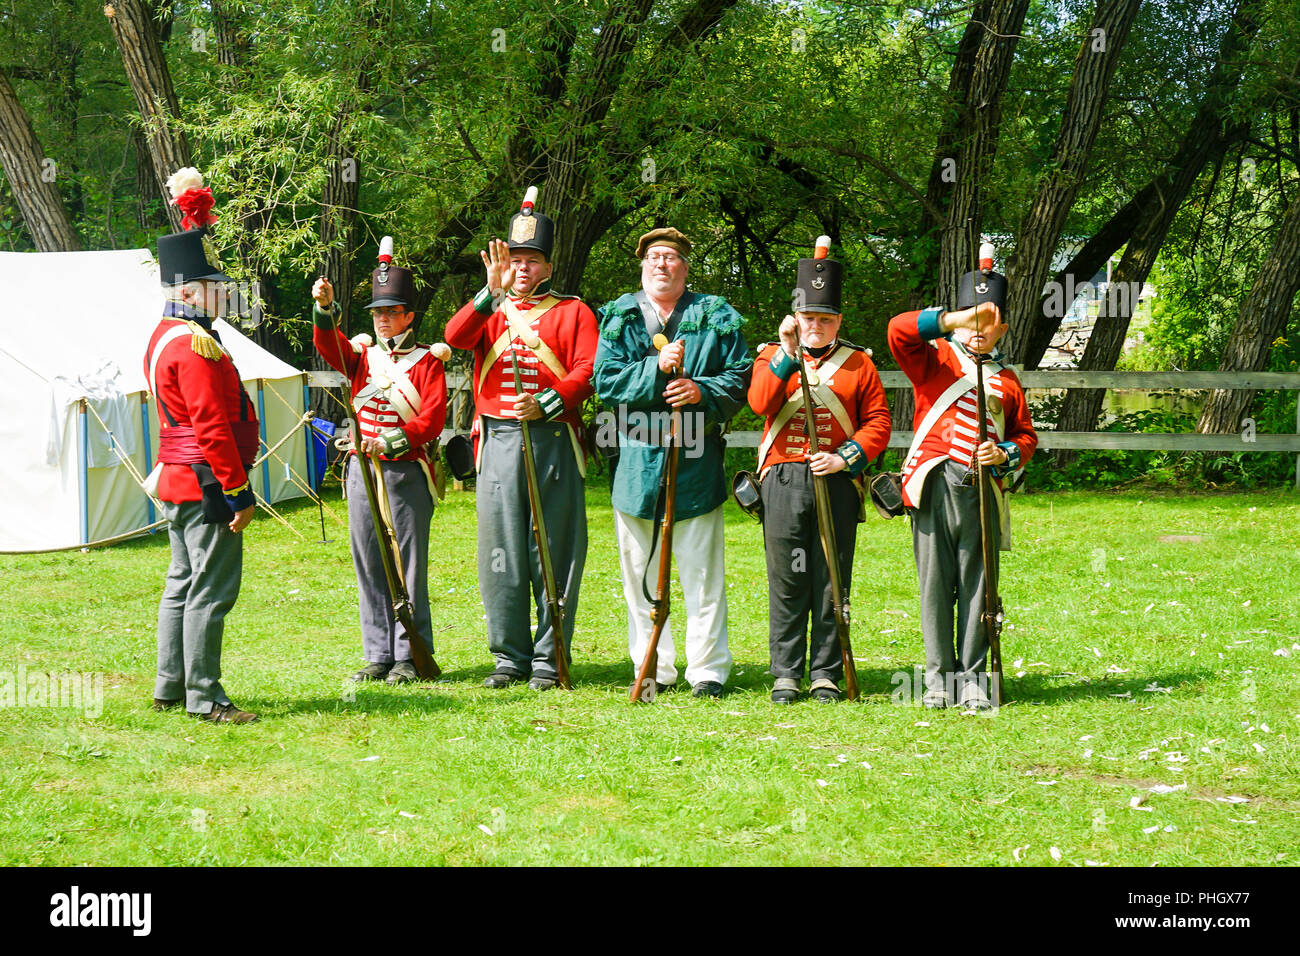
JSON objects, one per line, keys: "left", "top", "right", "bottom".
{"left": 1, "top": 483, "right": 1297, "bottom": 866}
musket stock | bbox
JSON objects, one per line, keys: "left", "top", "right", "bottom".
{"left": 337, "top": 437, "right": 441, "bottom": 680}
{"left": 970, "top": 242, "right": 1006, "bottom": 708}
{"left": 631, "top": 333, "right": 679, "bottom": 703}
{"left": 508, "top": 348, "right": 572, "bottom": 689}
{"left": 796, "top": 343, "right": 859, "bottom": 701}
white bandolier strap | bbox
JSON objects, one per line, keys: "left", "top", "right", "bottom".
{"left": 477, "top": 296, "right": 567, "bottom": 392}
{"left": 352, "top": 346, "right": 429, "bottom": 423}
{"left": 900, "top": 342, "right": 1014, "bottom": 547}
{"left": 757, "top": 345, "right": 856, "bottom": 472}
{"left": 147, "top": 325, "right": 195, "bottom": 401}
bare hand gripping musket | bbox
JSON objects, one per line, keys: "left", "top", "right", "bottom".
{"left": 336, "top": 436, "right": 441, "bottom": 680}
{"left": 630, "top": 332, "right": 679, "bottom": 704}
{"left": 971, "top": 239, "right": 1005, "bottom": 707}
{"left": 795, "top": 340, "right": 860, "bottom": 702}
{"left": 508, "top": 347, "right": 572, "bottom": 690}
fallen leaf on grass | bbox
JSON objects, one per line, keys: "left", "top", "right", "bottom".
{"left": 1079, "top": 735, "right": 1094, "bottom": 741}
{"left": 1146, "top": 783, "right": 1186, "bottom": 794}
{"left": 398, "top": 811, "right": 417, "bottom": 819}
{"left": 1049, "top": 847, "right": 1062, "bottom": 861}
{"left": 1013, "top": 845, "right": 1029, "bottom": 862}
{"left": 816, "top": 779, "right": 829, "bottom": 787}
{"left": 1143, "top": 683, "right": 1172, "bottom": 694}
{"left": 1037, "top": 781, "right": 1057, "bottom": 786}
{"left": 1106, "top": 664, "right": 1129, "bottom": 674}
{"left": 477, "top": 824, "right": 493, "bottom": 836}
{"left": 859, "top": 761, "right": 872, "bottom": 770}
{"left": 1142, "top": 825, "right": 1160, "bottom": 834}
{"left": 358, "top": 755, "right": 381, "bottom": 762}
{"left": 1216, "top": 796, "right": 1250, "bottom": 804}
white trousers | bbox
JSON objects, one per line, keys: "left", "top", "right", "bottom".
{"left": 614, "top": 506, "right": 732, "bottom": 686}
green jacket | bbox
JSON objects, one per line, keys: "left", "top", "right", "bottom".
{"left": 593, "top": 290, "right": 751, "bottom": 520}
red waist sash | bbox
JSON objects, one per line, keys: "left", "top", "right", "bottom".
{"left": 158, "top": 420, "right": 260, "bottom": 467}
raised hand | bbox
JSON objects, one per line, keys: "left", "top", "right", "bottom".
{"left": 312, "top": 276, "right": 334, "bottom": 309}
{"left": 779, "top": 314, "right": 799, "bottom": 358}
{"left": 480, "top": 238, "right": 517, "bottom": 298}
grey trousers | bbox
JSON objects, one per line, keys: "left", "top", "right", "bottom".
{"left": 346, "top": 456, "right": 434, "bottom": 663}
{"left": 910, "top": 459, "right": 999, "bottom": 702}
{"left": 477, "top": 418, "right": 586, "bottom": 679}
{"left": 760, "top": 463, "right": 859, "bottom": 682}
{"left": 155, "top": 500, "right": 242, "bottom": 714}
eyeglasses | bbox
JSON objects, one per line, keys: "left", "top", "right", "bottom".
{"left": 643, "top": 252, "right": 683, "bottom": 265}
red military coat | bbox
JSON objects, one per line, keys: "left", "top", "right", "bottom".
{"left": 747, "top": 340, "right": 891, "bottom": 478}
{"left": 144, "top": 315, "right": 258, "bottom": 508}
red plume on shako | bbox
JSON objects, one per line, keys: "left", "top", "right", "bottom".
{"left": 795, "top": 234, "right": 843, "bottom": 314}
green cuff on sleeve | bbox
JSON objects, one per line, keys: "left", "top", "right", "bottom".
{"left": 769, "top": 348, "right": 798, "bottom": 381}
{"left": 379, "top": 427, "right": 411, "bottom": 458}
{"left": 313, "top": 301, "right": 341, "bottom": 330}
{"left": 917, "top": 307, "right": 946, "bottom": 340}
{"left": 473, "top": 285, "right": 497, "bottom": 314}
{"left": 836, "top": 439, "right": 867, "bottom": 477}
{"left": 536, "top": 388, "right": 565, "bottom": 421}
{"left": 991, "top": 441, "right": 1021, "bottom": 477}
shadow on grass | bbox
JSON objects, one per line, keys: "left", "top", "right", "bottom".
{"left": 986, "top": 669, "right": 1214, "bottom": 706}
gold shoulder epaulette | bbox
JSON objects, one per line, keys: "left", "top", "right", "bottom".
{"left": 186, "top": 321, "right": 224, "bottom": 361}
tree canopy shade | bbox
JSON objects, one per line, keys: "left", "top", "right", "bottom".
{"left": 1, "top": 0, "right": 1296, "bottom": 446}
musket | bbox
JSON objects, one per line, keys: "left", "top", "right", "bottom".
{"left": 508, "top": 347, "right": 572, "bottom": 690}
{"left": 630, "top": 332, "right": 679, "bottom": 704}
{"left": 970, "top": 239, "right": 1006, "bottom": 707}
{"left": 337, "top": 436, "right": 441, "bottom": 680}
{"left": 795, "top": 341, "right": 860, "bottom": 701}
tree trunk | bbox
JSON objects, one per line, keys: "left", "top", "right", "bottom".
{"left": 891, "top": 0, "right": 1029, "bottom": 434}
{"left": 0, "top": 68, "right": 81, "bottom": 251}
{"left": 1004, "top": 0, "right": 1144, "bottom": 365}
{"left": 1196, "top": 192, "right": 1300, "bottom": 433}
{"left": 910, "top": 0, "right": 1030, "bottom": 313}
{"left": 1051, "top": 0, "right": 1264, "bottom": 455}
{"left": 1021, "top": 0, "right": 1262, "bottom": 369}
{"left": 105, "top": 0, "right": 192, "bottom": 232}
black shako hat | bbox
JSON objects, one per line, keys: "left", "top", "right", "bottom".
{"left": 507, "top": 186, "right": 554, "bottom": 259}
{"left": 157, "top": 229, "right": 232, "bottom": 285}
{"left": 957, "top": 241, "right": 1007, "bottom": 314}
{"left": 794, "top": 235, "right": 841, "bottom": 314}
{"left": 364, "top": 235, "right": 417, "bottom": 309}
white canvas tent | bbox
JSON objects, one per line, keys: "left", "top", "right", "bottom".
{"left": 0, "top": 248, "right": 313, "bottom": 552}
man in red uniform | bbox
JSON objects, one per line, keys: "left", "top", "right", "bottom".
{"left": 887, "top": 242, "right": 1037, "bottom": 710}
{"left": 145, "top": 220, "right": 260, "bottom": 724}
{"left": 747, "top": 238, "right": 891, "bottom": 703}
{"left": 312, "top": 239, "right": 448, "bottom": 685}
{"left": 444, "top": 188, "right": 598, "bottom": 690}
